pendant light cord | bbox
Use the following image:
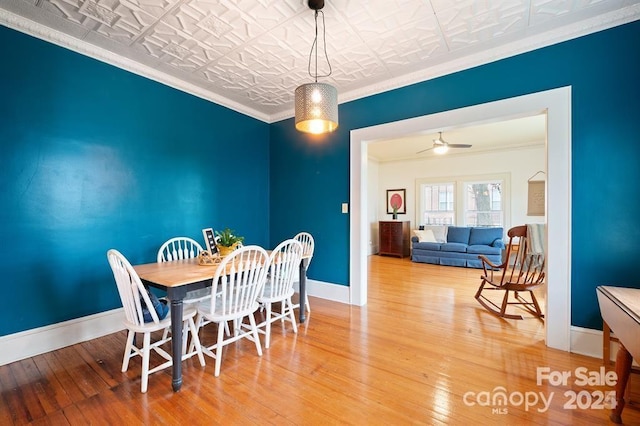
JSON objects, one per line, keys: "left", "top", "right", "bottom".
{"left": 307, "top": 10, "right": 332, "bottom": 82}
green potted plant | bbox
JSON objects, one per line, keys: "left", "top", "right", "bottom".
{"left": 215, "top": 228, "right": 244, "bottom": 256}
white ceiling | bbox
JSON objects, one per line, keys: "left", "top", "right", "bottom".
{"left": 1, "top": 1, "right": 639, "bottom": 123}
{"left": 367, "top": 113, "right": 546, "bottom": 162}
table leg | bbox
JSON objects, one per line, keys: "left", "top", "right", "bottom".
{"left": 610, "top": 342, "right": 633, "bottom": 424}
{"left": 170, "top": 297, "right": 184, "bottom": 392}
{"left": 603, "top": 321, "right": 611, "bottom": 366}
{"left": 299, "top": 258, "right": 308, "bottom": 323}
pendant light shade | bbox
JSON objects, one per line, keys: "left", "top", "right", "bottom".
{"left": 294, "top": 0, "right": 338, "bottom": 135}
{"left": 295, "top": 82, "right": 338, "bottom": 134}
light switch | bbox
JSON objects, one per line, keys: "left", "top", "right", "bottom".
{"left": 341, "top": 203, "right": 349, "bottom": 213}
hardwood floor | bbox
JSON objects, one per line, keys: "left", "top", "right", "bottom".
{"left": 2, "top": 255, "right": 639, "bottom": 425}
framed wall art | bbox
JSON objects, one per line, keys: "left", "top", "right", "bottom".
{"left": 527, "top": 171, "right": 546, "bottom": 216}
{"left": 527, "top": 181, "right": 545, "bottom": 216}
{"left": 386, "top": 189, "right": 406, "bottom": 214}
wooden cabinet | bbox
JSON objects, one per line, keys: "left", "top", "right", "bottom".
{"left": 378, "top": 221, "right": 410, "bottom": 258}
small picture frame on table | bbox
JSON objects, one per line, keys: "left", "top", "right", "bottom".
{"left": 202, "top": 228, "right": 219, "bottom": 255}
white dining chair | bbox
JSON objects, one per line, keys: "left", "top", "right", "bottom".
{"left": 157, "top": 237, "right": 210, "bottom": 304}
{"left": 157, "top": 236, "right": 203, "bottom": 262}
{"left": 293, "top": 231, "right": 314, "bottom": 313}
{"left": 106, "top": 249, "right": 205, "bottom": 393}
{"left": 256, "top": 239, "right": 303, "bottom": 348}
{"left": 195, "top": 245, "right": 269, "bottom": 377}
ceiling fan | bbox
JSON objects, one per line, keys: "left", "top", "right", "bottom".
{"left": 416, "top": 132, "right": 472, "bottom": 155}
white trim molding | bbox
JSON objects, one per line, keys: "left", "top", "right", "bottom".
{"left": 2, "top": 5, "right": 638, "bottom": 124}
{"left": 569, "top": 325, "right": 640, "bottom": 367}
{"left": 295, "top": 279, "right": 350, "bottom": 305}
{"left": 332, "top": 5, "right": 640, "bottom": 119}
{"left": 350, "top": 87, "right": 572, "bottom": 351}
{"left": 571, "top": 326, "right": 608, "bottom": 360}
{"left": 0, "top": 9, "right": 271, "bottom": 123}
{"left": 0, "top": 280, "right": 348, "bottom": 366}
{"left": 0, "top": 310, "right": 609, "bottom": 368}
{"left": 0, "top": 308, "right": 125, "bottom": 366}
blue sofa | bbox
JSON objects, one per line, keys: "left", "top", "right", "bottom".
{"left": 411, "top": 226, "right": 504, "bottom": 268}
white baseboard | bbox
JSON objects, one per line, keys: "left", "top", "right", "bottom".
{"left": 0, "top": 308, "right": 125, "bottom": 366}
{"left": 570, "top": 325, "right": 606, "bottom": 360}
{"left": 2, "top": 297, "right": 607, "bottom": 367}
{"left": 295, "top": 279, "right": 350, "bottom": 304}
{"left": 0, "top": 280, "right": 349, "bottom": 366}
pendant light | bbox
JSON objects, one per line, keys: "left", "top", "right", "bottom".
{"left": 295, "top": 0, "right": 339, "bottom": 134}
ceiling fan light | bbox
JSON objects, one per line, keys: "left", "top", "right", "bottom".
{"left": 295, "top": 82, "right": 339, "bottom": 134}
{"left": 433, "top": 131, "right": 444, "bottom": 145}
{"left": 433, "top": 144, "right": 449, "bottom": 155}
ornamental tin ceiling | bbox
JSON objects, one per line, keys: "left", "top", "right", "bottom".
{"left": 1, "top": 0, "right": 638, "bottom": 122}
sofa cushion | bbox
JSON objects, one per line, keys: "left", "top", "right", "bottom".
{"left": 412, "top": 241, "right": 442, "bottom": 251}
{"left": 446, "top": 226, "right": 471, "bottom": 244}
{"left": 467, "top": 245, "right": 502, "bottom": 255}
{"left": 413, "top": 229, "right": 436, "bottom": 242}
{"left": 440, "top": 242, "right": 468, "bottom": 253}
{"left": 469, "top": 227, "right": 503, "bottom": 246}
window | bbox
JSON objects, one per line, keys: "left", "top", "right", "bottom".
{"left": 416, "top": 173, "right": 509, "bottom": 229}
{"left": 464, "top": 181, "right": 503, "bottom": 227}
{"left": 422, "top": 183, "right": 454, "bottom": 225}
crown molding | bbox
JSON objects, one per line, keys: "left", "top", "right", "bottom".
{"left": 0, "top": 9, "right": 271, "bottom": 123}
{"left": 2, "top": 5, "right": 638, "bottom": 125}
{"left": 340, "top": 6, "right": 640, "bottom": 107}
{"left": 270, "top": 5, "right": 640, "bottom": 123}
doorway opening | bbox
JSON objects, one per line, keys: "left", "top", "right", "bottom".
{"left": 349, "top": 87, "right": 571, "bottom": 351}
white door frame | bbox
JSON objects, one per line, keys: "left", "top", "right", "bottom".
{"left": 349, "top": 87, "right": 572, "bottom": 351}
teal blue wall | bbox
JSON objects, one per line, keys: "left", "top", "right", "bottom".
{"left": 2, "top": 20, "right": 639, "bottom": 338}
{"left": 270, "top": 21, "right": 640, "bottom": 330}
{"left": 0, "top": 26, "right": 270, "bottom": 336}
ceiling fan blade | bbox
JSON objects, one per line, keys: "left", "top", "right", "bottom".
{"left": 448, "top": 144, "right": 472, "bottom": 148}
{"left": 416, "top": 147, "right": 433, "bottom": 154}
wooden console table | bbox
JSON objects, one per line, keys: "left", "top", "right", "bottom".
{"left": 597, "top": 285, "right": 640, "bottom": 424}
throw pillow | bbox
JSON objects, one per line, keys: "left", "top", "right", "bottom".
{"left": 422, "top": 225, "right": 447, "bottom": 242}
{"left": 413, "top": 229, "right": 437, "bottom": 243}
{"left": 142, "top": 289, "right": 169, "bottom": 323}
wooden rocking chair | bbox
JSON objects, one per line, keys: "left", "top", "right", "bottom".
{"left": 475, "top": 225, "right": 545, "bottom": 320}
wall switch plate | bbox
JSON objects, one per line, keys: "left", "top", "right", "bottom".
{"left": 341, "top": 203, "right": 349, "bottom": 213}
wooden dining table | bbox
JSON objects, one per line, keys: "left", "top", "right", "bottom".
{"left": 596, "top": 285, "right": 640, "bottom": 424}
{"left": 133, "top": 253, "right": 310, "bottom": 392}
